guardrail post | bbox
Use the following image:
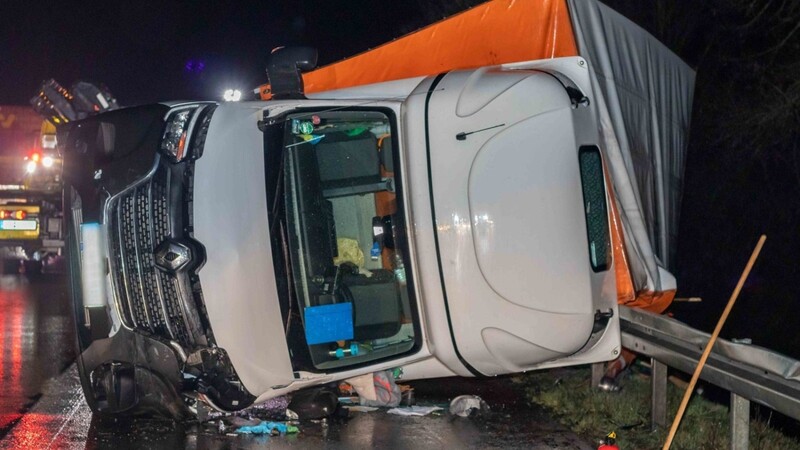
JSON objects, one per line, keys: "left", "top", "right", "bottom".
{"left": 730, "top": 392, "right": 750, "bottom": 450}
{"left": 591, "top": 362, "right": 604, "bottom": 389}
{"left": 651, "top": 358, "right": 668, "bottom": 429}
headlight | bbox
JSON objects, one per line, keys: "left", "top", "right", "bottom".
{"left": 42, "top": 156, "right": 54, "bottom": 168}
{"left": 160, "top": 108, "right": 194, "bottom": 162}
{"left": 25, "top": 161, "right": 37, "bottom": 174}
{"left": 160, "top": 104, "right": 217, "bottom": 162}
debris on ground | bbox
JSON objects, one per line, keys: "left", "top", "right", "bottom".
{"left": 286, "top": 387, "right": 340, "bottom": 420}
{"left": 597, "top": 376, "right": 622, "bottom": 392}
{"left": 448, "top": 394, "right": 489, "bottom": 417}
{"left": 344, "top": 373, "right": 377, "bottom": 401}
{"left": 386, "top": 405, "right": 444, "bottom": 416}
{"left": 357, "top": 370, "right": 402, "bottom": 407}
{"left": 204, "top": 395, "right": 290, "bottom": 422}
{"left": 399, "top": 384, "right": 415, "bottom": 405}
{"left": 236, "top": 421, "right": 300, "bottom": 436}
{"left": 226, "top": 417, "right": 262, "bottom": 428}
{"left": 597, "top": 348, "right": 637, "bottom": 392}
{"left": 344, "top": 405, "right": 379, "bottom": 413}
{"left": 597, "top": 431, "right": 619, "bottom": 449}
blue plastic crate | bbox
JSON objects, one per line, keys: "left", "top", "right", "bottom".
{"left": 304, "top": 303, "right": 354, "bottom": 345}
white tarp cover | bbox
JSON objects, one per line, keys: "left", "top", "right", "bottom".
{"left": 568, "top": 0, "right": 695, "bottom": 292}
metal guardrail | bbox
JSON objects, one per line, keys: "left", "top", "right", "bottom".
{"left": 613, "top": 305, "right": 800, "bottom": 449}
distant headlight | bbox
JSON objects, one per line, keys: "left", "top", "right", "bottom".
{"left": 42, "top": 156, "right": 54, "bottom": 168}
{"left": 25, "top": 161, "right": 37, "bottom": 174}
{"left": 223, "top": 89, "right": 242, "bottom": 102}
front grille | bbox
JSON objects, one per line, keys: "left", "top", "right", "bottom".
{"left": 107, "top": 165, "right": 194, "bottom": 347}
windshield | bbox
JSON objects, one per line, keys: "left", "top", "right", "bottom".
{"left": 269, "top": 109, "right": 418, "bottom": 370}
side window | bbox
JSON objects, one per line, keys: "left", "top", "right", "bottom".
{"left": 282, "top": 110, "right": 417, "bottom": 370}
{"left": 578, "top": 145, "right": 611, "bottom": 272}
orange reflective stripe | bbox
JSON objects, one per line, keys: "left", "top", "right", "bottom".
{"left": 259, "top": 0, "right": 578, "bottom": 99}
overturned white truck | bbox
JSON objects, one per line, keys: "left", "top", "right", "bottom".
{"left": 61, "top": 0, "right": 693, "bottom": 417}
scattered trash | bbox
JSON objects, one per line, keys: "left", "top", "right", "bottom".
{"left": 236, "top": 421, "right": 300, "bottom": 436}
{"left": 387, "top": 405, "right": 444, "bottom": 416}
{"left": 359, "top": 370, "right": 402, "bottom": 407}
{"left": 205, "top": 395, "right": 290, "bottom": 422}
{"left": 345, "top": 405, "right": 379, "bottom": 413}
{"left": 399, "top": 384, "right": 415, "bottom": 406}
{"left": 599, "top": 349, "right": 636, "bottom": 391}
{"left": 345, "top": 373, "right": 377, "bottom": 401}
{"left": 287, "top": 387, "right": 339, "bottom": 420}
{"left": 597, "top": 431, "right": 619, "bottom": 449}
{"left": 339, "top": 370, "right": 415, "bottom": 410}
{"left": 224, "top": 416, "right": 261, "bottom": 428}
{"left": 449, "top": 395, "right": 489, "bottom": 417}
{"left": 597, "top": 376, "right": 622, "bottom": 392}
{"left": 243, "top": 395, "right": 292, "bottom": 421}
{"left": 338, "top": 396, "right": 359, "bottom": 404}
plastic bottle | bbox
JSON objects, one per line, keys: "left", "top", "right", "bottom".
{"left": 393, "top": 252, "right": 407, "bottom": 285}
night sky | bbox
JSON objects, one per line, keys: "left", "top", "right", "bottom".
{"left": 1, "top": 1, "right": 799, "bottom": 357}
{"left": 0, "top": 1, "right": 454, "bottom": 105}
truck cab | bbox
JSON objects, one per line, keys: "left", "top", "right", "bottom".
{"left": 62, "top": 56, "right": 619, "bottom": 417}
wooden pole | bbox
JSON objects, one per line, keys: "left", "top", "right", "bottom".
{"left": 662, "top": 235, "right": 766, "bottom": 450}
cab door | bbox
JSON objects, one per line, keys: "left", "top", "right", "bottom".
{"left": 262, "top": 100, "right": 430, "bottom": 375}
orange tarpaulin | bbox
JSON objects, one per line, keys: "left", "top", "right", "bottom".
{"left": 260, "top": 0, "right": 577, "bottom": 98}
{"left": 606, "top": 167, "right": 675, "bottom": 314}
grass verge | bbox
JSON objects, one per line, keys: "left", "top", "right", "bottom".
{"left": 519, "top": 365, "right": 800, "bottom": 449}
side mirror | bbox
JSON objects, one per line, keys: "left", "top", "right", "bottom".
{"left": 266, "top": 47, "right": 319, "bottom": 100}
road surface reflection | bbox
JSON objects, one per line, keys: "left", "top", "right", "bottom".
{"left": 0, "top": 273, "right": 74, "bottom": 438}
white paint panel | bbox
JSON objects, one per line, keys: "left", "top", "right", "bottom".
{"left": 194, "top": 104, "right": 295, "bottom": 395}
{"left": 469, "top": 109, "right": 590, "bottom": 314}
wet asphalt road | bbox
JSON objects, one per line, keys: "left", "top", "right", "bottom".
{"left": 0, "top": 270, "right": 594, "bottom": 449}
{"left": 0, "top": 273, "right": 75, "bottom": 438}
